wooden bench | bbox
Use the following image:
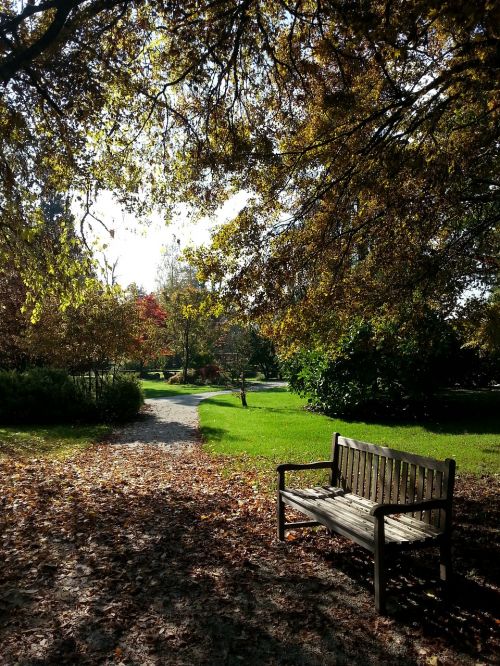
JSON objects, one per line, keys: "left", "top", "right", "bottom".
{"left": 277, "top": 433, "right": 456, "bottom": 613}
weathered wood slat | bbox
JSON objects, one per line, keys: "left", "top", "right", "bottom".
{"left": 319, "top": 499, "right": 380, "bottom": 535}
{"left": 434, "top": 470, "right": 444, "bottom": 528}
{"left": 337, "top": 504, "right": 428, "bottom": 545}
{"left": 283, "top": 492, "right": 377, "bottom": 539}
{"left": 284, "top": 488, "right": 436, "bottom": 540}
{"left": 341, "top": 444, "right": 349, "bottom": 490}
{"left": 337, "top": 437, "right": 449, "bottom": 471}
{"left": 385, "top": 458, "right": 393, "bottom": 505}
{"left": 337, "top": 493, "right": 441, "bottom": 537}
{"left": 359, "top": 450, "right": 367, "bottom": 498}
{"left": 408, "top": 463, "right": 417, "bottom": 505}
{"left": 324, "top": 489, "right": 443, "bottom": 541}
{"left": 337, "top": 445, "right": 344, "bottom": 487}
{"left": 379, "top": 456, "right": 387, "bottom": 504}
{"left": 331, "top": 433, "right": 340, "bottom": 486}
{"left": 289, "top": 487, "right": 343, "bottom": 501}
{"left": 287, "top": 494, "right": 405, "bottom": 546}
{"left": 400, "top": 461, "right": 409, "bottom": 504}
{"left": 370, "top": 453, "right": 378, "bottom": 502}
{"left": 282, "top": 489, "right": 438, "bottom": 546}
{"left": 392, "top": 459, "right": 401, "bottom": 504}
{"left": 280, "top": 493, "right": 374, "bottom": 550}
{"left": 347, "top": 446, "right": 355, "bottom": 492}
{"left": 424, "top": 467, "right": 434, "bottom": 524}
{"left": 416, "top": 466, "right": 425, "bottom": 520}
{"left": 352, "top": 450, "right": 361, "bottom": 495}
{"left": 365, "top": 451, "right": 372, "bottom": 499}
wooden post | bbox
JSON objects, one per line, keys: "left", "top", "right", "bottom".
{"left": 374, "top": 516, "right": 386, "bottom": 614}
{"left": 330, "top": 432, "right": 339, "bottom": 486}
{"left": 440, "top": 458, "right": 456, "bottom": 584}
{"left": 439, "top": 541, "right": 452, "bottom": 583}
{"left": 277, "top": 468, "right": 285, "bottom": 540}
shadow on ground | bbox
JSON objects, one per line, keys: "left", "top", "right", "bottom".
{"left": 0, "top": 449, "right": 498, "bottom": 665}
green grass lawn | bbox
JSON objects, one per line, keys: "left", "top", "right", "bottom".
{"left": 199, "top": 389, "right": 500, "bottom": 475}
{"left": 141, "top": 379, "right": 227, "bottom": 399}
{"left": 0, "top": 424, "right": 111, "bottom": 459}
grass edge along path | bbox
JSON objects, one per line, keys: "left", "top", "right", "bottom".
{"left": 199, "top": 389, "right": 500, "bottom": 475}
{"left": 0, "top": 424, "right": 112, "bottom": 459}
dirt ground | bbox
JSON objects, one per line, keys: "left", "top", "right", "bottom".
{"left": 0, "top": 442, "right": 498, "bottom": 665}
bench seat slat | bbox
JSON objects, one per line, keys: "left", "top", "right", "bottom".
{"left": 324, "top": 488, "right": 443, "bottom": 537}
{"left": 281, "top": 489, "right": 438, "bottom": 548}
{"left": 280, "top": 492, "right": 375, "bottom": 551}
{"left": 329, "top": 492, "right": 442, "bottom": 540}
{"left": 318, "top": 496, "right": 432, "bottom": 546}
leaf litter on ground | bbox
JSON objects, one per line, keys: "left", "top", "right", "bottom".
{"left": 0, "top": 443, "right": 498, "bottom": 665}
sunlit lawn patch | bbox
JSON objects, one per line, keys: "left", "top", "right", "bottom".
{"left": 0, "top": 424, "right": 111, "bottom": 459}
{"left": 199, "top": 390, "right": 500, "bottom": 475}
{"left": 140, "top": 379, "right": 226, "bottom": 399}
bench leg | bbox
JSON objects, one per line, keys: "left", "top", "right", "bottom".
{"left": 374, "top": 518, "right": 386, "bottom": 614}
{"left": 277, "top": 492, "right": 285, "bottom": 541}
{"left": 439, "top": 540, "right": 452, "bottom": 583}
{"left": 374, "top": 552, "right": 386, "bottom": 614}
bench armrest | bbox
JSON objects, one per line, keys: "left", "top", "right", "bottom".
{"left": 369, "top": 498, "right": 448, "bottom": 518}
{"left": 277, "top": 461, "right": 333, "bottom": 473}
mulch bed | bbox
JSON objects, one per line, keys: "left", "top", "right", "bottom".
{"left": 0, "top": 444, "right": 498, "bottom": 665}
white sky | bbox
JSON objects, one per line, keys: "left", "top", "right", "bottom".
{"left": 88, "top": 191, "right": 248, "bottom": 292}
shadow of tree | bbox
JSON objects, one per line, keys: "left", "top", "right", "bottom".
{"left": 0, "top": 451, "right": 497, "bottom": 665}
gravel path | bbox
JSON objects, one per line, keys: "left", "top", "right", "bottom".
{"left": 113, "top": 382, "right": 286, "bottom": 451}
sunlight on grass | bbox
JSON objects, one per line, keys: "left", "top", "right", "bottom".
{"left": 0, "top": 424, "right": 111, "bottom": 459}
{"left": 199, "top": 390, "right": 500, "bottom": 475}
{"left": 140, "top": 379, "right": 227, "bottom": 399}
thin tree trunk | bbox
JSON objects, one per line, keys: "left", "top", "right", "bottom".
{"left": 183, "top": 320, "right": 190, "bottom": 383}
{"left": 240, "top": 372, "right": 247, "bottom": 407}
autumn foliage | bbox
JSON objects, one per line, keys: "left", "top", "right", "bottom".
{"left": 132, "top": 294, "right": 171, "bottom": 371}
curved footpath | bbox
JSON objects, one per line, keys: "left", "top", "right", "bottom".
{"left": 113, "top": 381, "right": 286, "bottom": 450}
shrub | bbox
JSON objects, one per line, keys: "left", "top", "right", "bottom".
{"left": 98, "top": 374, "right": 144, "bottom": 422}
{"left": 0, "top": 368, "right": 143, "bottom": 425}
{"left": 284, "top": 315, "right": 459, "bottom": 418}
{"left": 0, "top": 368, "right": 89, "bottom": 424}
{"left": 198, "top": 364, "right": 221, "bottom": 383}
{"left": 139, "top": 370, "right": 163, "bottom": 380}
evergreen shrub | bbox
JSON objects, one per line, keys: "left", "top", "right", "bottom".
{"left": 283, "top": 316, "right": 459, "bottom": 418}
{"left": 0, "top": 368, "right": 143, "bottom": 424}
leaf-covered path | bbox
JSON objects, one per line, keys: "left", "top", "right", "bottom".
{"left": 0, "top": 442, "right": 498, "bottom": 664}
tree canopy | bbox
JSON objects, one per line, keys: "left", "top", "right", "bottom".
{"left": 1, "top": 1, "right": 499, "bottom": 346}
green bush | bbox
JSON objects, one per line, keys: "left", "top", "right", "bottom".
{"left": 284, "top": 315, "right": 459, "bottom": 418}
{"left": 0, "top": 368, "right": 86, "bottom": 424}
{"left": 98, "top": 375, "right": 144, "bottom": 422}
{"left": 0, "top": 368, "right": 143, "bottom": 425}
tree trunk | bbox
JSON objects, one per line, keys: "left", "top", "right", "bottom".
{"left": 182, "top": 320, "right": 190, "bottom": 383}
{"left": 240, "top": 372, "right": 247, "bottom": 407}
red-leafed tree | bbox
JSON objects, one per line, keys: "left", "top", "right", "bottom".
{"left": 133, "top": 294, "right": 171, "bottom": 375}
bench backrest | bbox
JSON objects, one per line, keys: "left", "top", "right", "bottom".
{"left": 330, "top": 433, "right": 455, "bottom": 529}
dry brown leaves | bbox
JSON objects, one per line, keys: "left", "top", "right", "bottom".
{"left": 0, "top": 444, "right": 498, "bottom": 665}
